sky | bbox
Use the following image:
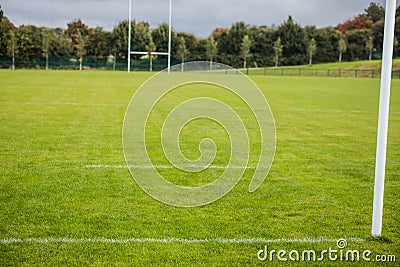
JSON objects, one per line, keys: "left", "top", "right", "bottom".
{"left": 1, "top": 0, "right": 392, "bottom": 38}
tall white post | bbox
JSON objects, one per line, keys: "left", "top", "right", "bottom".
{"left": 372, "top": 0, "right": 396, "bottom": 237}
{"left": 167, "top": 0, "right": 172, "bottom": 73}
{"left": 128, "top": 0, "right": 132, "bottom": 73}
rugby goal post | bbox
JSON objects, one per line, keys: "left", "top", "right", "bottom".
{"left": 128, "top": 0, "right": 172, "bottom": 73}
{"left": 372, "top": 0, "right": 396, "bottom": 237}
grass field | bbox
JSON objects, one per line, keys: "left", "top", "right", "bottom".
{"left": 0, "top": 69, "right": 399, "bottom": 266}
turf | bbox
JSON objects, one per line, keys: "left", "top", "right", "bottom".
{"left": 0, "top": 70, "right": 399, "bottom": 266}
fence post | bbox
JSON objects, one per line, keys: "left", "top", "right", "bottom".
{"left": 264, "top": 68, "right": 266, "bottom": 76}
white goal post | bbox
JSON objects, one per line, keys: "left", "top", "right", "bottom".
{"left": 371, "top": 0, "right": 396, "bottom": 237}
{"left": 127, "top": 0, "right": 172, "bottom": 73}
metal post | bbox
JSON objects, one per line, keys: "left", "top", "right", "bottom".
{"left": 167, "top": 0, "right": 172, "bottom": 73}
{"left": 128, "top": 0, "right": 132, "bottom": 73}
{"left": 372, "top": 0, "right": 396, "bottom": 237}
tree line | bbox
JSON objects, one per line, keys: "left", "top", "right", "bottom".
{"left": 0, "top": 2, "right": 399, "bottom": 70}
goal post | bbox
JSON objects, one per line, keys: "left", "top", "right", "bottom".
{"left": 371, "top": 0, "right": 396, "bottom": 238}
{"left": 127, "top": 0, "right": 172, "bottom": 73}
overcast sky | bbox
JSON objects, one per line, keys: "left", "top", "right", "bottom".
{"left": 1, "top": 0, "right": 392, "bottom": 38}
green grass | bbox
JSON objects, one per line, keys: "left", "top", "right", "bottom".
{"left": 0, "top": 70, "right": 399, "bottom": 266}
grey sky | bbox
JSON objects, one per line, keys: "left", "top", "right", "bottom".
{"left": 1, "top": 0, "right": 390, "bottom": 38}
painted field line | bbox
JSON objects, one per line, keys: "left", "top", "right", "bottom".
{"left": 85, "top": 164, "right": 256, "bottom": 169}
{"left": 1, "top": 237, "right": 366, "bottom": 245}
{"left": 0, "top": 101, "right": 125, "bottom": 106}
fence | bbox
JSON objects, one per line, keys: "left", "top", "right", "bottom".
{"left": 0, "top": 57, "right": 179, "bottom": 71}
{"left": 245, "top": 67, "right": 400, "bottom": 79}
{"left": 1, "top": 57, "right": 400, "bottom": 79}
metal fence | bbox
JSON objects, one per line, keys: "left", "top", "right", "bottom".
{"left": 244, "top": 67, "right": 400, "bottom": 79}
{"left": 0, "top": 57, "right": 178, "bottom": 71}
{"left": 2, "top": 57, "right": 399, "bottom": 79}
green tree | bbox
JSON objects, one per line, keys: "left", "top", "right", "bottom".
{"left": 16, "top": 25, "right": 42, "bottom": 64}
{"left": 372, "top": 19, "right": 384, "bottom": 55}
{"left": 0, "top": 16, "right": 15, "bottom": 58}
{"left": 41, "top": 28, "right": 56, "bottom": 70}
{"left": 112, "top": 20, "right": 152, "bottom": 62}
{"left": 55, "top": 29, "right": 73, "bottom": 57}
{"left": 7, "top": 29, "right": 17, "bottom": 69}
{"left": 205, "top": 35, "right": 217, "bottom": 69}
{"left": 241, "top": 35, "right": 251, "bottom": 68}
{"left": 366, "top": 35, "right": 374, "bottom": 61}
{"left": 308, "top": 38, "right": 317, "bottom": 65}
{"left": 345, "top": 29, "right": 371, "bottom": 61}
{"left": 248, "top": 26, "right": 274, "bottom": 67}
{"left": 86, "top": 27, "right": 112, "bottom": 59}
{"left": 177, "top": 32, "right": 201, "bottom": 60}
{"left": 273, "top": 37, "right": 283, "bottom": 67}
{"left": 146, "top": 32, "right": 156, "bottom": 71}
{"left": 306, "top": 26, "right": 340, "bottom": 64}
{"left": 338, "top": 36, "right": 347, "bottom": 62}
{"left": 365, "top": 2, "right": 385, "bottom": 23}
{"left": 76, "top": 31, "right": 86, "bottom": 71}
{"left": 176, "top": 36, "right": 187, "bottom": 71}
{"left": 152, "top": 23, "right": 177, "bottom": 54}
{"left": 216, "top": 22, "right": 248, "bottom": 66}
{"left": 277, "top": 16, "right": 308, "bottom": 65}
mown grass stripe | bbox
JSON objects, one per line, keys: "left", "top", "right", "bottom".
{"left": 0, "top": 237, "right": 366, "bottom": 244}
{"left": 85, "top": 165, "right": 256, "bottom": 169}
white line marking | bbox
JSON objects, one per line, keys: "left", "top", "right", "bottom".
{"left": 0, "top": 237, "right": 366, "bottom": 244}
{"left": 85, "top": 164, "right": 256, "bottom": 169}
{"left": 0, "top": 101, "right": 125, "bottom": 106}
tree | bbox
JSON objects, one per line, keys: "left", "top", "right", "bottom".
{"left": 241, "top": 35, "right": 251, "bottom": 68}
{"left": 42, "top": 28, "right": 55, "bottom": 70}
{"left": 177, "top": 32, "right": 201, "bottom": 60}
{"left": 308, "top": 38, "right": 317, "bottom": 65}
{"left": 337, "top": 14, "right": 373, "bottom": 34}
{"left": 152, "top": 23, "right": 176, "bottom": 54}
{"left": 176, "top": 36, "right": 187, "bottom": 71}
{"left": 346, "top": 29, "right": 371, "bottom": 61}
{"left": 0, "top": 15, "right": 15, "bottom": 58}
{"left": 146, "top": 32, "right": 156, "bottom": 71}
{"left": 306, "top": 26, "right": 340, "bottom": 64}
{"left": 205, "top": 35, "right": 217, "bottom": 70}
{"left": 86, "top": 27, "right": 112, "bottom": 59}
{"left": 112, "top": 19, "right": 152, "bottom": 63}
{"left": 7, "top": 29, "right": 17, "bottom": 69}
{"left": 365, "top": 2, "right": 385, "bottom": 23}
{"left": 276, "top": 16, "right": 308, "bottom": 65}
{"left": 394, "top": 37, "right": 399, "bottom": 57}
{"left": 273, "top": 37, "right": 283, "bottom": 67}
{"left": 247, "top": 26, "right": 274, "bottom": 67}
{"left": 76, "top": 31, "right": 86, "bottom": 70}
{"left": 218, "top": 21, "right": 248, "bottom": 66}
{"left": 338, "top": 36, "right": 347, "bottom": 62}
{"left": 66, "top": 19, "right": 90, "bottom": 48}
{"left": 366, "top": 36, "right": 374, "bottom": 61}
{"left": 112, "top": 20, "right": 129, "bottom": 60}
{"left": 16, "top": 25, "right": 42, "bottom": 64}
